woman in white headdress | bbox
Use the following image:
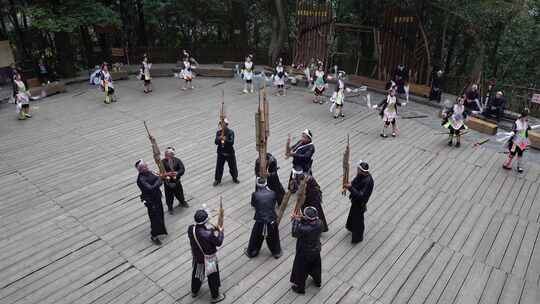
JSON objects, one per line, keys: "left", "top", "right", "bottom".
{"left": 139, "top": 54, "right": 152, "bottom": 93}
{"left": 242, "top": 54, "right": 255, "bottom": 93}
{"left": 273, "top": 58, "right": 287, "bottom": 96}
{"left": 376, "top": 87, "right": 405, "bottom": 137}
{"left": 442, "top": 95, "right": 468, "bottom": 147}
{"left": 180, "top": 50, "right": 198, "bottom": 90}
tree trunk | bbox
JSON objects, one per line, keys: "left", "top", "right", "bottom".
{"left": 268, "top": 0, "right": 288, "bottom": 64}
{"left": 54, "top": 32, "right": 75, "bottom": 77}
{"left": 470, "top": 36, "right": 484, "bottom": 83}
{"left": 80, "top": 26, "right": 94, "bottom": 68}
{"left": 136, "top": 0, "right": 148, "bottom": 46}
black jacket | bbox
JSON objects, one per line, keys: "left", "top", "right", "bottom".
{"left": 292, "top": 218, "right": 322, "bottom": 255}
{"left": 215, "top": 129, "right": 235, "bottom": 154}
{"left": 137, "top": 171, "right": 163, "bottom": 202}
{"left": 162, "top": 157, "right": 185, "bottom": 178}
{"left": 490, "top": 96, "right": 506, "bottom": 109}
{"left": 349, "top": 174, "right": 374, "bottom": 212}
{"left": 188, "top": 224, "right": 224, "bottom": 263}
{"left": 254, "top": 153, "right": 278, "bottom": 177}
{"left": 251, "top": 187, "right": 278, "bottom": 223}
{"left": 291, "top": 141, "right": 315, "bottom": 172}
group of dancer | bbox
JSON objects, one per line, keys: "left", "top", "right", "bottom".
{"left": 135, "top": 116, "right": 374, "bottom": 301}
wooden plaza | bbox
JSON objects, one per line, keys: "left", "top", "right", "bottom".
{"left": 1, "top": 77, "right": 539, "bottom": 304}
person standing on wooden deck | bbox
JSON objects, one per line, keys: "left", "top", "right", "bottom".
{"left": 241, "top": 54, "right": 255, "bottom": 94}
{"left": 312, "top": 64, "right": 327, "bottom": 104}
{"left": 442, "top": 96, "right": 468, "bottom": 147}
{"left": 273, "top": 58, "right": 287, "bottom": 96}
{"left": 303, "top": 174, "right": 328, "bottom": 232}
{"left": 503, "top": 109, "right": 531, "bottom": 173}
{"left": 14, "top": 73, "right": 32, "bottom": 120}
{"left": 161, "top": 147, "right": 189, "bottom": 214}
{"left": 188, "top": 209, "right": 226, "bottom": 303}
{"left": 213, "top": 118, "right": 240, "bottom": 186}
{"left": 343, "top": 161, "right": 374, "bottom": 244}
{"left": 139, "top": 54, "right": 152, "bottom": 94}
{"left": 290, "top": 206, "right": 322, "bottom": 294}
{"left": 181, "top": 50, "right": 197, "bottom": 90}
{"left": 254, "top": 152, "right": 285, "bottom": 204}
{"left": 376, "top": 87, "right": 405, "bottom": 138}
{"left": 245, "top": 177, "right": 282, "bottom": 258}
{"left": 99, "top": 62, "right": 116, "bottom": 104}
{"left": 135, "top": 159, "right": 168, "bottom": 245}
{"left": 286, "top": 129, "right": 315, "bottom": 193}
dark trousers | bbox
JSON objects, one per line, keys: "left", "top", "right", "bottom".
{"left": 215, "top": 153, "right": 238, "bottom": 182}
{"left": 246, "top": 222, "right": 281, "bottom": 257}
{"left": 191, "top": 266, "right": 221, "bottom": 298}
{"left": 484, "top": 106, "right": 503, "bottom": 121}
{"left": 164, "top": 182, "right": 186, "bottom": 210}
{"left": 145, "top": 200, "right": 167, "bottom": 237}
{"left": 352, "top": 212, "right": 365, "bottom": 243}
{"left": 290, "top": 253, "right": 322, "bottom": 290}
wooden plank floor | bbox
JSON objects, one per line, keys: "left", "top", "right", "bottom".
{"left": 1, "top": 77, "right": 539, "bottom": 304}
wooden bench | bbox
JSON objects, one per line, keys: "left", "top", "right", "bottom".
{"left": 28, "top": 81, "right": 66, "bottom": 98}
{"left": 530, "top": 131, "right": 540, "bottom": 150}
{"left": 110, "top": 70, "right": 129, "bottom": 81}
{"left": 347, "top": 75, "right": 387, "bottom": 91}
{"left": 223, "top": 61, "right": 242, "bottom": 68}
{"left": 466, "top": 116, "right": 498, "bottom": 135}
{"left": 194, "top": 67, "right": 234, "bottom": 78}
{"left": 408, "top": 83, "right": 431, "bottom": 98}
{"left": 27, "top": 78, "right": 42, "bottom": 88}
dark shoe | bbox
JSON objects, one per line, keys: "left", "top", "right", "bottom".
{"left": 448, "top": 141, "right": 453, "bottom": 146}
{"left": 168, "top": 209, "right": 174, "bottom": 215}
{"left": 233, "top": 178, "right": 240, "bottom": 184}
{"left": 351, "top": 237, "right": 363, "bottom": 244}
{"left": 211, "top": 293, "right": 226, "bottom": 303}
{"left": 517, "top": 167, "right": 524, "bottom": 173}
{"left": 340, "top": 113, "right": 345, "bottom": 117}
{"left": 455, "top": 142, "right": 461, "bottom": 148}
{"left": 213, "top": 180, "right": 221, "bottom": 186}
{"left": 380, "top": 133, "right": 387, "bottom": 138}
{"left": 191, "top": 292, "right": 198, "bottom": 298}
{"left": 151, "top": 237, "right": 162, "bottom": 245}
{"left": 273, "top": 251, "right": 282, "bottom": 259}
{"left": 314, "top": 281, "right": 322, "bottom": 288}
{"left": 333, "top": 115, "right": 338, "bottom": 119}
{"left": 244, "top": 248, "right": 256, "bottom": 258}
{"left": 181, "top": 202, "right": 190, "bottom": 208}
{"left": 291, "top": 285, "right": 305, "bottom": 294}
{"left": 391, "top": 132, "right": 396, "bottom": 137}
{"left": 503, "top": 164, "right": 512, "bottom": 170}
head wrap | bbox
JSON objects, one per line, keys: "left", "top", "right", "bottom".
{"left": 256, "top": 177, "right": 267, "bottom": 188}
{"left": 135, "top": 159, "right": 145, "bottom": 171}
{"left": 357, "top": 160, "right": 369, "bottom": 172}
{"left": 303, "top": 206, "right": 318, "bottom": 220}
{"left": 302, "top": 129, "right": 312, "bottom": 140}
{"left": 165, "top": 147, "right": 175, "bottom": 155}
{"left": 194, "top": 209, "right": 209, "bottom": 225}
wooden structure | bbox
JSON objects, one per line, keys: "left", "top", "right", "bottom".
{"left": 292, "top": 0, "right": 334, "bottom": 68}
{"left": 376, "top": 8, "right": 431, "bottom": 85}
{"left": 1, "top": 77, "right": 540, "bottom": 304}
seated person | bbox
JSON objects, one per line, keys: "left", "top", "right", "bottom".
{"left": 483, "top": 91, "right": 506, "bottom": 122}
{"left": 464, "top": 84, "right": 481, "bottom": 112}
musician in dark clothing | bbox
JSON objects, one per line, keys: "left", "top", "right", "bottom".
{"left": 287, "top": 129, "right": 315, "bottom": 193}
{"left": 254, "top": 152, "right": 285, "bottom": 204}
{"left": 135, "top": 159, "right": 168, "bottom": 245}
{"left": 213, "top": 118, "right": 240, "bottom": 186}
{"left": 245, "top": 177, "right": 282, "bottom": 258}
{"left": 188, "top": 209, "right": 226, "bottom": 303}
{"left": 483, "top": 91, "right": 506, "bottom": 122}
{"left": 393, "top": 64, "right": 409, "bottom": 95}
{"left": 161, "top": 147, "right": 188, "bottom": 214}
{"left": 429, "top": 69, "right": 443, "bottom": 102}
{"left": 290, "top": 206, "right": 322, "bottom": 294}
{"left": 303, "top": 174, "right": 328, "bottom": 232}
{"left": 344, "top": 161, "right": 374, "bottom": 244}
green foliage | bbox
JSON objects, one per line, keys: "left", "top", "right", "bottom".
{"left": 28, "top": 0, "right": 120, "bottom": 32}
